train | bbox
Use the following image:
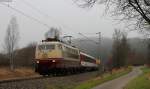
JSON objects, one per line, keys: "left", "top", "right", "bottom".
{"left": 35, "top": 39, "right": 100, "bottom": 75}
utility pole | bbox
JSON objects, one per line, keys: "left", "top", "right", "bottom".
{"left": 96, "top": 32, "right": 104, "bottom": 74}
{"left": 96, "top": 32, "right": 101, "bottom": 60}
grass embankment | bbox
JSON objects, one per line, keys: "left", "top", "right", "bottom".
{"left": 47, "top": 67, "right": 131, "bottom": 89}
{"left": 124, "top": 67, "right": 150, "bottom": 89}
{"left": 74, "top": 67, "right": 132, "bottom": 89}
{"left": 0, "top": 67, "right": 38, "bottom": 80}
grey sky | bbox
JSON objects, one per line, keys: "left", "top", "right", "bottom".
{"left": 0, "top": 0, "right": 142, "bottom": 51}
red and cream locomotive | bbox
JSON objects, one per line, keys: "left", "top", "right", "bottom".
{"left": 34, "top": 29, "right": 100, "bottom": 75}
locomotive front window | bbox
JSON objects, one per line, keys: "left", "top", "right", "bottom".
{"left": 38, "top": 45, "right": 45, "bottom": 50}
{"left": 45, "top": 45, "right": 55, "bottom": 50}
{"left": 38, "top": 44, "right": 55, "bottom": 50}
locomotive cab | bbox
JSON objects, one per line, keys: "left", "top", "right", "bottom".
{"left": 35, "top": 42, "right": 63, "bottom": 60}
{"left": 35, "top": 42, "right": 63, "bottom": 74}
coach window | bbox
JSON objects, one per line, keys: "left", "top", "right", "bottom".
{"left": 74, "top": 50, "right": 78, "bottom": 54}
{"left": 73, "top": 50, "right": 75, "bottom": 54}
{"left": 71, "top": 49, "right": 73, "bottom": 53}
{"left": 69, "top": 48, "right": 71, "bottom": 53}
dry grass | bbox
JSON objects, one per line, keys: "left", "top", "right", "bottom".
{"left": 0, "top": 67, "right": 38, "bottom": 80}
{"left": 146, "top": 73, "right": 150, "bottom": 80}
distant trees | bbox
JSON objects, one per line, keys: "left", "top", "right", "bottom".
{"left": 0, "top": 42, "right": 36, "bottom": 68}
{"left": 112, "top": 29, "right": 130, "bottom": 68}
{"left": 14, "top": 42, "right": 36, "bottom": 67}
{"left": 147, "top": 39, "right": 150, "bottom": 65}
{"left": 127, "top": 50, "right": 147, "bottom": 65}
{"left": 4, "top": 16, "right": 19, "bottom": 71}
{"left": 0, "top": 54, "right": 9, "bottom": 66}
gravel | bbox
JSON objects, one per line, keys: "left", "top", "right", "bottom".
{"left": 0, "top": 71, "right": 98, "bottom": 89}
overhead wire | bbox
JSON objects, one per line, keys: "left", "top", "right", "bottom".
{"left": 20, "top": 0, "right": 99, "bottom": 43}
{"left": 0, "top": 2, "right": 51, "bottom": 28}
{"left": 22, "top": 0, "right": 73, "bottom": 31}
{"left": 20, "top": 0, "right": 76, "bottom": 35}
{"left": 1, "top": 0, "right": 99, "bottom": 47}
{"left": 21, "top": 0, "right": 96, "bottom": 35}
{"left": 20, "top": 0, "right": 58, "bottom": 23}
{"left": 79, "top": 33, "right": 98, "bottom": 44}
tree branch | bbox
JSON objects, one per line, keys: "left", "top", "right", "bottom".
{"left": 128, "top": 0, "right": 150, "bottom": 24}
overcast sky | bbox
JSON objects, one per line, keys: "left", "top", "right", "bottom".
{"left": 0, "top": 0, "right": 142, "bottom": 51}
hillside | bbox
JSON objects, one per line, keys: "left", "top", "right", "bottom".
{"left": 73, "top": 37, "right": 148, "bottom": 65}
{"left": 0, "top": 37, "right": 148, "bottom": 67}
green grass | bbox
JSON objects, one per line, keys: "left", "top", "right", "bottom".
{"left": 124, "top": 67, "right": 150, "bottom": 89}
{"left": 74, "top": 68, "right": 132, "bottom": 89}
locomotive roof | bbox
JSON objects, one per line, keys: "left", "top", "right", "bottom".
{"left": 38, "top": 41, "right": 79, "bottom": 50}
{"left": 80, "top": 52, "right": 96, "bottom": 60}
{"left": 38, "top": 41, "right": 61, "bottom": 45}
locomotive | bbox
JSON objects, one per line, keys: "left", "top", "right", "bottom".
{"left": 34, "top": 29, "right": 100, "bottom": 75}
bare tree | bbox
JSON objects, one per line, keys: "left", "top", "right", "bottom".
{"left": 112, "top": 29, "right": 122, "bottom": 68}
{"left": 75, "top": 0, "right": 150, "bottom": 33}
{"left": 120, "top": 32, "right": 130, "bottom": 66}
{"left": 4, "top": 16, "right": 19, "bottom": 71}
{"left": 112, "top": 29, "right": 130, "bottom": 68}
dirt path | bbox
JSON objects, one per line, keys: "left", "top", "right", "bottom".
{"left": 92, "top": 67, "right": 142, "bottom": 89}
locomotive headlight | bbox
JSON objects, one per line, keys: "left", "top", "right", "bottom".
{"left": 52, "top": 60, "right": 55, "bottom": 62}
{"left": 36, "top": 61, "right": 39, "bottom": 63}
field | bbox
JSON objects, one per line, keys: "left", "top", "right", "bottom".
{"left": 0, "top": 67, "right": 38, "bottom": 80}
{"left": 124, "top": 67, "right": 150, "bottom": 89}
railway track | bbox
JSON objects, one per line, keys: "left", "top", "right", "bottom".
{"left": 0, "top": 72, "right": 85, "bottom": 84}
{"left": 0, "top": 71, "right": 98, "bottom": 89}
{"left": 0, "top": 75, "right": 43, "bottom": 84}
{"left": 0, "top": 70, "right": 97, "bottom": 84}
